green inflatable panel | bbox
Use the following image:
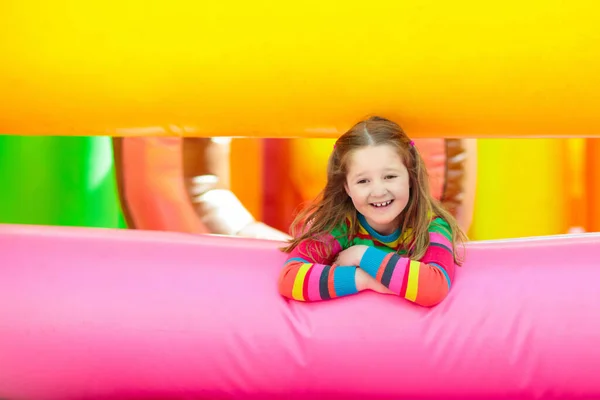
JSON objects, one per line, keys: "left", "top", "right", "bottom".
{"left": 0, "top": 136, "right": 126, "bottom": 228}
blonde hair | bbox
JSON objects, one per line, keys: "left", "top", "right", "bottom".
{"left": 282, "top": 116, "right": 467, "bottom": 264}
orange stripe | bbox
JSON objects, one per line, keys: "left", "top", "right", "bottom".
{"left": 328, "top": 266, "right": 337, "bottom": 298}
{"left": 279, "top": 262, "right": 301, "bottom": 297}
{"left": 376, "top": 252, "right": 394, "bottom": 281}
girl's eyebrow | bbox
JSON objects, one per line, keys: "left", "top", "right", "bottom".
{"left": 347, "top": 170, "right": 367, "bottom": 180}
{"left": 349, "top": 167, "right": 402, "bottom": 180}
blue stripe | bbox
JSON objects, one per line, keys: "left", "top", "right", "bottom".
{"left": 429, "top": 262, "right": 451, "bottom": 290}
{"left": 333, "top": 267, "right": 359, "bottom": 297}
{"left": 430, "top": 242, "right": 452, "bottom": 253}
{"left": 284, "top": 257, "right": 310, "bottom": 266}
{"left": 357, "top": 213, "right": 401, "bottom": 243}
{"left": 359, "top": 246, "right": 388, "bottom": 278}
{"left": 320, "top": 266, "right": 332, "bottom": 299}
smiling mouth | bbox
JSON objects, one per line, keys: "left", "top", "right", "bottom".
{"left": 370, "top": 200, "right": 393, "bottom": 208}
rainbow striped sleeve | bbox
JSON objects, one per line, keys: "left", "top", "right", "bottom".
{"left": 278, "top": 233, "right": 358, "bottom": 302}
{"left": 358, "top": 217, "right": 456, "bottom": 307}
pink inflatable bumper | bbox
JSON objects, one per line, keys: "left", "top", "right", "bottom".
{"left": 1, "top": 224, "right": 600, "bottom": 400}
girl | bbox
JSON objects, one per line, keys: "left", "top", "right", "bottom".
{"left": 278, "top": 116, "right": 467, "bottom": 307}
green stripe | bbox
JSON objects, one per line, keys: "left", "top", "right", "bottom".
{"left": 353, "top": 238, "right": 398, "bottom": 254}
{"left": 428, "top": 217, "right": 452, "bottom": 241}
{"left": 352, "top": 237, "right": 378, "bottom": 246}
{"left": 331, "top": 224, "right": 350, "bottom": 249}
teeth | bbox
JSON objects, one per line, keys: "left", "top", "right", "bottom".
{"left": 373, "top": 200, "right": 392, "bottom": 207}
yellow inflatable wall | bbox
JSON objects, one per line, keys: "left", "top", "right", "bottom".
{"left": 1, "top": 1, "right": 599, "bottom": 138}
{"left": 468, "top": 139, "right": 570, "bottom": 240}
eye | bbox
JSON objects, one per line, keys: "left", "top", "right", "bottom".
{"left": 357, "top": 179, "right": 367, "bottom": 184}
{"left": 385, "top": 175, "right": 397, "bottom": 179}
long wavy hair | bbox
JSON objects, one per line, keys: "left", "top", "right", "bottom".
{"left": 282, "top": 116, "right": 467, "bottom": 264}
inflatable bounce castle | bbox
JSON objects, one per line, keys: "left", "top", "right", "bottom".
{"left": 1, "top": 1, "right": 600, "bottom": 399}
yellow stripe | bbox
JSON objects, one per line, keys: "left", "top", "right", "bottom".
{"left": 358, "top": 224, "right": 369, "bottom": 235}
{"left": 291, "top": 263, "right": 312, "bottom": 301}
{"left": 358, "top": 222, "right": 404, "bottom": 247}
{"left": 405, "top": 260, "right": 421, "bottom": 301}
{"left": 383, "top": 235, "right": 402, "bottom": 248}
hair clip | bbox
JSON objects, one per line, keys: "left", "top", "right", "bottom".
{"left": 409, "top": 140, "right": 415, "bottom": 147}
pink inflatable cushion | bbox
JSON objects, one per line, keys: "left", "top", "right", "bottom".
{"left": 1, "top": 224, "right": 599, "bottom": 400}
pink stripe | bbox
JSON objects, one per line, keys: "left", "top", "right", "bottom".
{"left": 329, "top": 236, "right": 343, "bottom": 254}
{"left": 307, "top": 264, "right": 326, "bottom": 300}
{"left": 293, "top": 233, "right": 342, "bottom": 265}
{"left": 421, "top": 245, "right": 454, "bottom": 266}
{"left": 421, "top": 246, "right": 456, "bottom": 282}
{"left": 430, "top": 232, "right": 452, "bottom": 249}
{"left": 388, "top": 257, "right": 410, "bottom": 294}
{"left": 294, "top": 240, "right": 315, "bottom": 261}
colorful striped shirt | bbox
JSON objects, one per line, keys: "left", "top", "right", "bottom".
{"left": 278, "top": 213, "right": 456, "bottom": 307}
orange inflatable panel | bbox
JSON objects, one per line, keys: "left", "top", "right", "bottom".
{"left": 0, "top": 1, "right": 599, "bottom": 138}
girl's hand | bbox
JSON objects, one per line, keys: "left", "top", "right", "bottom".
{"left": 332, "top": 245, "right": 368, "bottom": 267}
{"left": 355, "top": 268, "right": 395, "bottom": 294}
{"left": 334, "top": 245, "right": 395, "bottom": 295}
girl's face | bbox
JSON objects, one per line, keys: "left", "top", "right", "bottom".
{"left": 344, "top": 144, "right": 410, "bottom": 235}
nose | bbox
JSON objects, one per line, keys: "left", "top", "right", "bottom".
{"left": 371, "top": 180, "right": 388, "bottom": 197}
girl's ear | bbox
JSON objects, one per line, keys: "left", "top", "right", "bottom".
{"left": 344, "top": 180, "right": 350, "bottom": 197}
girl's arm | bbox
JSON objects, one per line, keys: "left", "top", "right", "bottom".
{"left": 357, "top": 217, "right": 456, "bottom": 307}
{"left": 278, "top": 235, "right": 364, "bottom": 301}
